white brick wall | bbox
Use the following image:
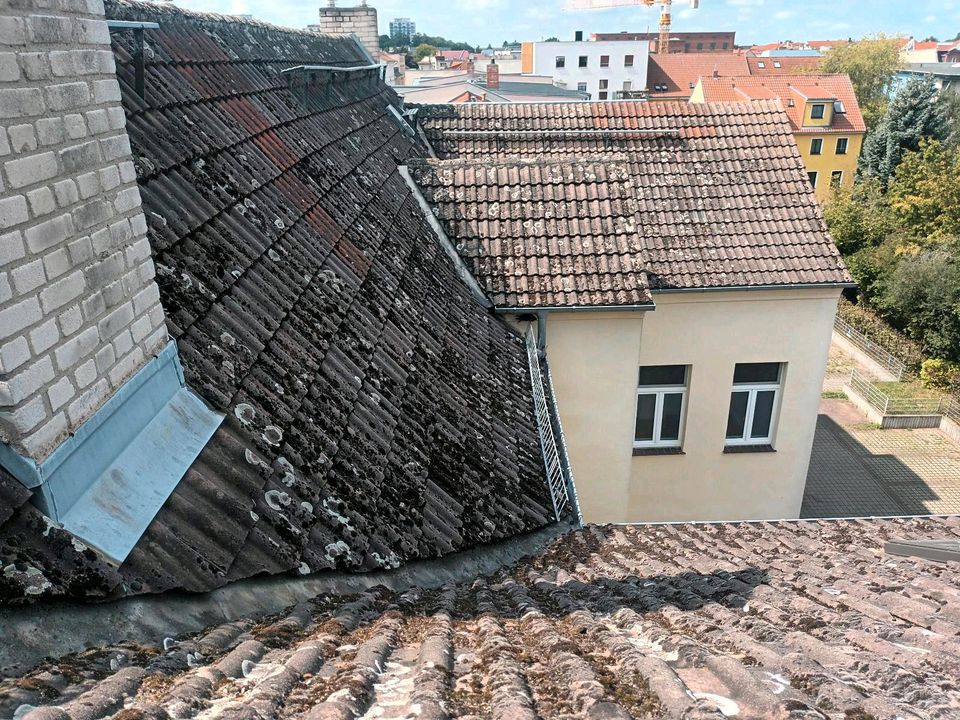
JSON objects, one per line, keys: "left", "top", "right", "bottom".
{"left": 0, "top": 0, "right": 168, "bottom": 460}
{"left": 317, "top": 5, "right": 378, "bottom": 59}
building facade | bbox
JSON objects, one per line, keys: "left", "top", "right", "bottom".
{"left": 592, "top": 30, "right": 735, "bottom": 54}
{"left": 521, "top": 39, "right": 649, "bottom": 100}
{"left": 693, "top": 74, "right": 866, "bottom": 201}
{"left": 415, "top": 100, "right": 853, "bottom": 524}
{"left": 389, "top": 17, "right": 415, "bottom": 39}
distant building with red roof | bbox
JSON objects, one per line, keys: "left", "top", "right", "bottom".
{"left": 693, "top": 74, "right": 866, "bottom": 200}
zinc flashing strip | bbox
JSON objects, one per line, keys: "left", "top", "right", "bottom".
{"left": 651, "top": 282, "right": 856, "bottom": 294}
{"left": 0, "top": 341, "right": 224, "bottom": 563}
{"left": 885, "top": 539, "right": 960, "bottom": 563}
{"left": 494, "top": 303, "right": 656, "bottom": 313}
{"left": 398, "top": 165, "right": 492, "bottom": 309}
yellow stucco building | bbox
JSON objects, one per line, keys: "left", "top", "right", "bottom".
{"left": 693, "top": 74, "right": 866, "bottom": 201}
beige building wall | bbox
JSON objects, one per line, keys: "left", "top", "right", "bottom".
{"left": 539, "top": 287, "right": 841, "bottom": 523}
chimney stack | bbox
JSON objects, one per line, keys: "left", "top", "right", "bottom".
{"left": 486, "top": 58, "right": 500, "bottom": 90}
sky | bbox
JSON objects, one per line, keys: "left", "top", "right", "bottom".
{"left": 169, "top": 0, "right": 959, "bottom": 48}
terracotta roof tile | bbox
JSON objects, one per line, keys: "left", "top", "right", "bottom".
{"left": 415, "top": 101, "right": 852, "bottom": 302}
{"left": 6, "top": 517, "right": 960, "bottom": 719}
{"left": 698, "top": 74, "right": 867, "bottom": 134}
{"left": 647, "top": 53, "right": 749, "bottom": 98}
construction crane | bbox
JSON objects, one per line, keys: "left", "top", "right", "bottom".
{"left": 564, "top": 0, "right": 701, "bottom": 54}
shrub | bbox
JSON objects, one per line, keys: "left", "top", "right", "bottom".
{"left": 920, "top": 358, "right": 960, "bottom": 391}
{"left": 836, "top": 298, "right": 924, "bottom": 373}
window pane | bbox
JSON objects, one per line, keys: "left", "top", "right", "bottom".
{"left": 726, "top": 391, "right": 749, "bottom": 439}
{"left": 639, "top": 365, "right": 686, "bottom": 386}
{"left": 751, "top": 390, "right": 776, "bottom": 439}
{"left": 635, "top": 394, "right": 656, "bottom": 441}
{"left": 661, "top": 393, "right": 683, "bottom": 441}
{"left": 733, "top": 362, "right": 780, "bottom": 384}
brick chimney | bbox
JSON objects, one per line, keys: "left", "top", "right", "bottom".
{"left": 318, "top": 0, "right": 379, "bottom": 59}
{"left": 0, "top": 0, "right": 221, "bottom": 561}
{"left": 486, "top": 58, "right": 500, "bottom": 90}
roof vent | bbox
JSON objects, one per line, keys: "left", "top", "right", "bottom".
{"left": 787, "top": 98, "right": 795, "bottom": 107}
{"left": 387, "top": 103, "right": 416, "bottom": 137}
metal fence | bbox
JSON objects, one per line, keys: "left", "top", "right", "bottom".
{"left": 834, "top": 316, "right": 906, "bottom": 381}
{"left": 525, "top": 330, "right": 571, "bottom": 521}
{"left": 944, "top": 396, "right": 960, "bottom": 425}
{"left": 849, "top": 370, "right": 946, "bottom": 416}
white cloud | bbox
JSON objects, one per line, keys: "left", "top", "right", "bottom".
{"left": 773, "top": 10, "right": 794, "bottom": 20}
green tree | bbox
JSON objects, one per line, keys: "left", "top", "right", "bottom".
{"left": 544, "top": 36, "right": 560, "bottom": 42}
{"left": 413, "top": 43, "right": 438, "bottom": 62}
{"left": 820, "top": 34, "right": 903, "bottom": 128}
{"left": 887, "top": 138, "right": 960, "bottom": 242}
{"left": 882, "top": 248, "right": 960, "bottom": 361}
{"left": 822, "top": 177, "right": 896, "bottom": 254}
{"left": 860, "top": 77, "right": 947, "bottom": 184}
{"left": 938, "top": 88, "right": 960, "bottom": 147}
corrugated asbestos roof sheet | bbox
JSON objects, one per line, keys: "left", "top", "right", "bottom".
{"left": 0, "top": 0, "right": 557, "bottom": 605}
{"left": 4, "top": 517, "right": 960, "bottom": 719}
{"left": 415, "top": 101, "right": 852, "bottom": 303}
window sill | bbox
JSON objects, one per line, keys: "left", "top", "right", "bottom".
{"left": 633, "top": 447, "right": 685, "bottom": 457}
{"left": 723, "top": 444, "right": 775, "bottom": 454}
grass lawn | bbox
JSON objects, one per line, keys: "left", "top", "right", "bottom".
{"left": 873, "top": 380, "right": 941, "bottom": 400}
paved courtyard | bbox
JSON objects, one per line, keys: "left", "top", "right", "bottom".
{"left": 802, "top": 387, "right": 960, "bottom": 518}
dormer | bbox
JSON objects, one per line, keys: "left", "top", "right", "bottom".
{"left": 792, "top": 87, "right": 837, "bottom": 128}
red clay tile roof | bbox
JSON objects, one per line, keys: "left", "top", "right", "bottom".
{"left": 647, "top": 53, "right": 749, "bottom": 98}
{"left": 0, "top": 0, "right": 560, "bottom": 605}
{"left": 746, "top": 55, "right": 823, "bottom": 75}
{"left": 415, "top": 101, "right": 852, "bottom": 300}
{"left": 697, "top": 74, "right": 867, "bottom": 134}
{"left": 6, "top": 516, "right": 960, "bottom": 719}
{"left": 411, "top": 157, "right": 653, "bottom": 308}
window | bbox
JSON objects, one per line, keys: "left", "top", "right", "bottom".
{"left": 578, "top": 55, "right": 588, "bottom": 68}
{"left": 599, "top": 78, "right": 608, "bottom": 89}
{"left": 810, "top": 138, "right": 823, "bottom": 155}
{"left": 757, "top": 61, "right": 765, "bottom": 68}
{"left": 811, "top": 103, "right": 825, "bottom": 119}
{"left": 808, "top": 171, "right": 817, "bottom": 187}
{"left": 600, "top": 54, "right": 610, "bottom": 67}
{"left": 725, "top": 363, "right": 782, "bottom": 446}
{"left": 697, "top": 42, "right": 703, "bottom": 50}
{"left": 556, "top": 56, "right": 565, "bottom": 68}
{"left": 577, "top": 82, "right": 587, "bottom": 92}
{"left": 635, "top": 365, "right": 688, "bottom": 449}
{"left": 624, "top": 54, "right": 634, "bottom": 67}
{"left": 622, "top": 80, "right": 632, "bottom": 91}
{"left": 685, "top": 43, "right": 691, "bottom": 51}
{"left": 773, "top": 60, "right": 781, "bottom": 68}
{"left": 722, "top": 42, "right": 729, "bottom": 49}
{"left": 598, "top": 91, "right": 608, "bottom": 99}
{"left": 834, "top": 100, "right": 846, "bottom": 114}
{"left": 709, "top": 42, "right": 716, "bottom": 49}
{"left": 835, "top": 137, "right": 848, "bottom": 154}
{"left": 831, "top": 170, "right": 843, "bottom": 188}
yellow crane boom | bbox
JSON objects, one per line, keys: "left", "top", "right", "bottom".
{"left": 563, "top": 0, "right": 701, "bottom": 54}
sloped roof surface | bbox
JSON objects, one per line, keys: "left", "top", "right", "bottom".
{"left": 697, "top": 74, "right": 867, "bottom": 134}
{"left": 0, "top": 0, "right": 556, "bottom": 605}
{"left": 5, "top": 517, "right": 960, "bottom": 719}
{"left": 746, "top": 55, "right": 823, "bottom": 74}
{"left": 416, "top": 101, "right": 852, "bottom": 298}
{"left": 647, "top": 53, "right": 749, "bottom": 98}
{"left": 411, "top": 157, "right": 652, "bottom": 308}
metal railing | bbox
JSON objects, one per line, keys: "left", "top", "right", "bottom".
{"left": 849, "top": 370, "right": 946, "bottom": 416}
{"left": 834, "top": 316, "right": 906, "bottom": 381}
{"left": 525, "top": 329, "right": 571, "bottom": 522}
{"left": 943, "top": 396, "right": 960, "bottom": 425}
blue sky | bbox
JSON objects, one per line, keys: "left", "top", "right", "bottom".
{"left": 171, "top": 0, "right": 959, "bottom": 47}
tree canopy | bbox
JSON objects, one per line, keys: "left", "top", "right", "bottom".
{"left": 413, "top": 43, "right": 438, "bottom": 62}
{"left": 820, "top": 34, "right": 903, "bottom": 129}
{"left": 859, "top": 77, "right": 946, "bottom": 184}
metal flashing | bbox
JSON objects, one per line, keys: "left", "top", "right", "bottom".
{"left": 885, "top": 539, "right": 960, "bottom": 563}
{"left": 0, "top": 341, "right": 223, "bottom": 563}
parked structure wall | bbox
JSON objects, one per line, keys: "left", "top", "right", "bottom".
{"left": 318, "top": 1, "right": 378, "bottom": 59}
{"left": 540, "top": 288, "right": 840, "bottom": 523}
{"left": 0, "top": 0, "right": 167, "bottom": 461}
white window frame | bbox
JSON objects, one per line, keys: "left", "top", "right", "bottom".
{"left": 725, "top": 365, "right": 782, "bottom": 446}
{"left": 835, "top": 137, "right": 848, "bottom": 155}
{"left": 634, "top": 369, "right": 688, "bottom": 449}
{"left": 831, "top": 170, "right": 843, "bottom": 188}
{"left": 810, "top": 137, "right": 823, "bottom": 155}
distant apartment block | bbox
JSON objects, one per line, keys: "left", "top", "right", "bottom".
{"left": 389, "top": 17, "right": 415, "bottom": 38}
{"left": 592, "top": 30, "right": 735, "bottom": 54}
{"left": 521, "top": 37, "right": 649, "bottom": 100}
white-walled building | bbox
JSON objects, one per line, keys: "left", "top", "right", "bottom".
{"left": 521, "top": 39, "right": 649, "bottom": 99}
